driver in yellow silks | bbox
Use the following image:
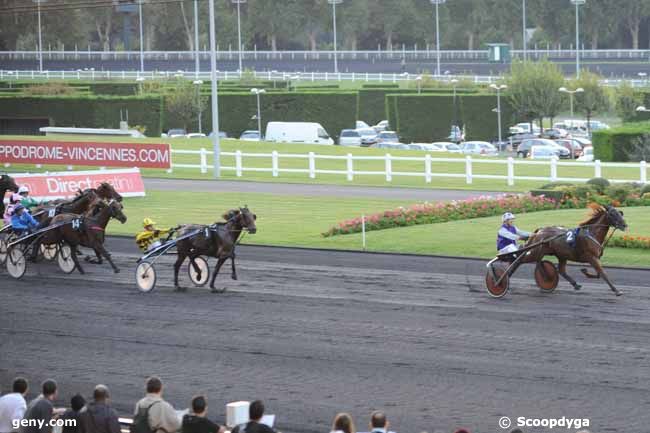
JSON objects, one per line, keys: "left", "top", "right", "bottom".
{"left": 136, "top": 218, "right": 172, "bottom": 252}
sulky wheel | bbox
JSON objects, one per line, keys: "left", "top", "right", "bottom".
{"left": 135, "top": 261, "right": 157, "bottom": 293}
{"left": 535, "top": 260, "right": 559, "bottom": 293}
{"left": 485, "top": 261, "right": 510, "bottom": 298}
{"left": 188, "top": 256, "right": 210, "bottom": 287}
{"left": 41, "top": 244, "right": 58, "bottom": 261}
{"left": 0, "top": 237, "right": 8, "bottom": 265}
{"left": 57, "top": 244, "right": 76, "bottom": 274}
{"left": 6, "top": 246, "right": 27, "bottom": 279}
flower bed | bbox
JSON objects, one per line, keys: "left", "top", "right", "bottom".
{"left": 323, "top": 194, "right": 557, "bottom": 237}
{"left": 610, "top": 235, "right": 650, "bottom": 250}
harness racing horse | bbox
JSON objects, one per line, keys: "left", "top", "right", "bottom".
{"left": 1, "top": 174, "right": 19, "bottom": 216}
{"left": 37, "top": 199, "right": 127, "bottom": 274}
{"left": 173, "top": 207, "right": 257, "bottom": 292}
{"left": 520, "top": 204, "right": 628, "bottom": 296}
{"left": 32, "top": 182, "right": 122, "bottom": 224}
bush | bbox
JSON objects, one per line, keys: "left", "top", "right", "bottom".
{"left": 574, "top": 185, "right": 598, "bottom": 199}
{"left": 530, "top": 189, "right": 565, "bottom": 202}
{"left": 641, "top": 184, "right": 650, "bottom": 195}
{"left": 605, "top": 185, "right": 634, "bottom": 203}
{"left": 586, "top": 177, "right": 611, "bottom": 193}
{"left": 24, "top": 83, "right": 77, "bottom": 95}
{"left": 540, "top": 181, "right": 575, "bottom": 190}
{"left": 592, "top": 121, "right": 650, "bottom": 162}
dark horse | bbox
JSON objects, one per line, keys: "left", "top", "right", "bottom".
{"left": 519, "top": 204, "right": 628, "bottom": 296}
{"left": 33, "top": 182, "right": 122, "bottom": 225}
{"left": 173, "top": 207, "right": 257, "bottom": 291}
{"left": 1, "top": 174, "right": 19, "bottom": 216}
{"left": 38, "top": 199, "right": 127, "bottom": 274}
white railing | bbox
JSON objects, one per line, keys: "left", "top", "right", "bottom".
{"left": 169, "top": 149, "right": 649, "bottom": 186}
{"left": 1, "top": 48, "right": 649, "bottom": 61}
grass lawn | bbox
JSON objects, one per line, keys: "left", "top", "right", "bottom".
{"left": 3, "top": 134, "right": 647, "bottom": 192}
{"left": 113, "top": 190, "right": 650, "bottom": 268}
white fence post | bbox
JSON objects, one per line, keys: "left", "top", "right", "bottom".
{"left": 425, "top": 154, "right": 432, "bottom": 183}
{"left": 385, "top": 153, "right": 392, "bottom": 182}
{"left": 235, "top": 150, "right": 243, "bottom": 177}
{"left": 594, "top": 159, "right": 602, "bottom": 178}
{"left": 550, "top": 156, "right": 558, "bottom": 181}
{"left": 465, "top": 155, "right": 473, "bottom": 184}
{"left": 641, "top": 160, "right": 647, "bottom": 183}
{"left": 199, "top": 148, "right": 207, "bottom": 174}
{"left": 346, "top": 153, "right": 354, "bottom": 181}
{"left": 272, "top": 151, "right": 279, "bottom": 177}
{"left": 308, "top": 152, "right": 316, "bottom": 179}
{"left": 507, "top": 157, "right": 515, "bottom": 186}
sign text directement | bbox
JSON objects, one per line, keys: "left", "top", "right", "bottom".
{"left": 0, "top": 139, "right": 171, "bottom": 169}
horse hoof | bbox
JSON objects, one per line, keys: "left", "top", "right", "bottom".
{"left": 573, "top": 284, "right": 582, "bottom": 291}
{"left": 174, "top": 286, "right": 187, "bottom": 292}
{"left": 113, "top": 269, "right": 120, "bottom": 274}
{"left": 231, "top": 275, "right": 238, "bottom": 281}
{"left": 616, "top": 291, "right": 623, "bottom": 297}
{"left": 211, "top": 287, "right": 227, "bottom": 294}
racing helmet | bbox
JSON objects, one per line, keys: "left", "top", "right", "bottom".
{"left": 18, "top": 185, "right": 29, "bottom": 195}
{"left": 143, "top": 217, "right": 156, "bottom": 227}
{"left": 14, "top": 204, "right": 25, "bottom": 213}
{"left": 502, "top": 212, "right": 516, "bottom": 223}
{"left": 11, "top": 193, "right": 22, "bottom": 203}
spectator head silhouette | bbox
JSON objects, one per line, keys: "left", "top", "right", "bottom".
{"left": 93, "top": 385, "right": 110, "bottom": 402}
{"left": 332, "top": 413, "right": 355, "bottom": 433}
{"left": 42, "top": 379, "right": 57, "bottom": 399}
{"left": 191, "top": 395, "right": 207, "bottom": 415}
{"left": 249, "top": 400, "right": 264, "bottom": 421}
{"left": 13, "top": 377, "right": 28, "bottom": 395}
{"left": 70, "top": 394, "right": 86, "bottom": 412}
{"left": 146, "top": 376, "right": 163, "bottom": 395}
{"left": 370, "top": 412, "right": 388, "bottom": 430}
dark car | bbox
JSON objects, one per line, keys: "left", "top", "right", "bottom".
{"left": 517, "top": 138, "right": 570, "bottom": 158}
{"left": 555, "top": 139, "right": 584, "bottom": 158}
{"left": 508, "top": 132, "right": 539, "bottom": 147}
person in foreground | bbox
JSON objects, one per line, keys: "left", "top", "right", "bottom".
{"left": 496, "top": 212, "right": 530, "bottom": 256}
{"left": 133, "top": 377, "right": 181, "bottom": 433}
{"left": 0, "top": 377, "right": 29, "bottom": 433}
{"left": 181, "top": 396, "right": 224, "bottom": 433}
{"left": 78, "top": 385, "right": 121, "bottom": 433}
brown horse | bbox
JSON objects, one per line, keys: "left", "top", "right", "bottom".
{"left": 1, "top": 174, "right": 19, "bottom": 216}
{"left": 173, "top": 207, "right": 257, "bottom": 291}
{"left": 519, "top": 204, "right": 628, "bottom": 296}
{"left": 32, "top": 182, "right": 122, "bottom": 224}
{"left": 37, "top": 199, "right": 127, "bottom": 274}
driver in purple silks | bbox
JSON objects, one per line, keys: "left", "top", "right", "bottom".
{"left": 497, "top": 212, "right": 530, "bottom": 255}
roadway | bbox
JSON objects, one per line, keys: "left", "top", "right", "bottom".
{"left": 2, "top": 239, "right": 650, "bottom": 433}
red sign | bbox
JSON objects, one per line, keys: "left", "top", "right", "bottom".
{"left": 11, "top": 168, "right": 146, "bottom": 199}
{"left": 0, "top": 139, "right": 171, "bottom": 169}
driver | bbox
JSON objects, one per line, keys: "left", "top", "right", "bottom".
{"left": 3, "top": 193, "right": 23, "bottom": 226}
{"left": 17, "top": 185, "right": 47, "bottom": 210}
{"left": 136, "top": 217, "right": 172, "bottom": 252}
{"left": 11, "top": 204, "right": 39, "bottom": 236}
{"left": 497, "top": 212, "right": 530, "bottom": 255}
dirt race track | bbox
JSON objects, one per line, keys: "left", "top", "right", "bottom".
{"left": 2, "top": 239, "right": 650, "bottom": 433}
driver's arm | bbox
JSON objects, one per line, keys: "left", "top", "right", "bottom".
{"left": 515, "top": 228, "right": 531, "bottom": 239}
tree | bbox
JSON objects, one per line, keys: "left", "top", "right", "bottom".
{"left": 165, "top": 80, "right": 206, "bottom": 131}
{"left": 572, "top": 71, "right": 611, "bottom": 137}
{"left": 620, "top": 0, "right": 650, "bottom": 49}
{"left": 615, "top": 82, "right": 644, "bottom": 122}
{"left": 507, "top": 60, "right": 566, "bottom": 129}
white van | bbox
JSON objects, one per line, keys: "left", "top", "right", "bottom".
{"left": 264, "top": 122, "right": 334, "bottom": 145}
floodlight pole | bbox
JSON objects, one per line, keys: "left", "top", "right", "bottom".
{"left": 490, "top": 84, "right": 507, "bottom": 144}
{"left": 522, "top": 0, "right": 526, "bottom": 60}
{"left": 194, "top": 0, "right": 200, "bottom": 78}
{"left": 37, "top": 0, "right": 43, "bottom": 72}
{"left": 431, "top": 0, "right": 447, "bottom": 77}
{"left": 328, "top": 0, "right": 343, "bottom": 74}
{"left": 232, "top": 0, "right": 246, "bottom": 73}
{"left": 208, "top": 0, "right": 221, "bottom": 178}
{"left": 571, "top": 0, "right": 586, "bottom": 78}
{"left": 138, "top": 0, "right": 144, "bottom": 73}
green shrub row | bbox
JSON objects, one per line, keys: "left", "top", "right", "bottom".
{"left": 386, "top": 93, "right": 516, "bottom": 142}
{"left": 0, "top": 95, "right": 165, "bottom": 137}
{"left": 592, "top": 121, "right": 650, "bottom": 162}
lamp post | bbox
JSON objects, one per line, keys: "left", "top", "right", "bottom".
{"left": 571, "top": 0, "right": 586, "bottom": 78}
{"left": 231, "top": 0, "right": 246, "bottom": 73}
{"left": 193, "top": 80, "right": 204, "bottom": 134}
{"left": 194, "top": 0, "right": 200, "bottom": 78}
{"left": 559, "top": 86, "right": 584, "bottom": 117}
{"left": 416, "top": 75, "right": 422, "bottom": 94}
{"left": 450, "top": 78, "right": 459, "bottom": 132}
{"left": 490, "top": 84, "right": 507, "bottom": 145}
{"left": 522, "top": 0, "right": 526, "bottom": 60}
{"left": 251, "top": 88, "right": 266, "bottom": 139}
{"left": 430, "top": 0, "right": 447, "bottom": 77}
{"left": 328, "top": 0, "right": 343, "bottom": 74}
{"left": 33, "top": 0, "right": 44, "bottom": 72}
{"left": 208, "top": 0, "right": 221, "bottom": 177}
{"left": 138, "top": 0, "right": 144, "bottom": 73}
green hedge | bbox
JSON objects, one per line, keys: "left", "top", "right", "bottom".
{"left": 0, "top": 95, "right": 164, "bottom": 137}
{"left": 362, "top": 84, "right": 400, "bottom": 89}
{"left": 89, "top": 82, "right": 139, "bottom": 96}
{"left": 592, "top": 121, "right": 650, "bottom": 162}
{"left": 386, "top": 93, "right": 515, "bottom": 142}
{"left": 358, "top": 88, "right": 481, "bottom": 125}
{"left": 187, "top": 91, "right": 358, "bottom": 138}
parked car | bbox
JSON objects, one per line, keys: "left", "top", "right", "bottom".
{"left": 186, "top": 133, "right": 206, "bottom": 139}
{"left": 542, "top": 128, "right": 569, "bottom": 140}
{"left": 375, "top": 142, "right": 410, "bottom": 150}
{"left": 356, "top": 120, "right": 371, "bottom": 129}
{"left": 555, "top": 138, "right": 584, "bottom": 158}
{"left": 588, "top": 120, "right": 610, "bottom": 131}
{"left": 577, "top": 146, "right": 594, "bottom": 162}
{"left": 373, "top": 120, "right": 390, "bottom": 132}
{"left": 166, "top": 128, "right": 187, "bottom": 138}
{"left": 572, "top": 137, "right": 592, "bottom": 147}
{"left": 409, "top": 143, "right": 447, "bottom": 151}
{"left": 508, "top": 132, "right": 539, "bottom": 147}
{"left": 517, "top": 138, "right": 568, "bottom": 158}
{"left": 512, "top": 122, "right": 541, "bottom": 134}
{"left": 339, "top": 129, "right": 362, "bottom": 146}
{"left": 239, "top": 130, "right": 261, "bottom": 141}
{"left": 265, "top": 122, "right": 333, "bottom": 145}
{"left": 461, "top": 141, "right": 498, "bottom": 156}
{"left": 208, "top": 131, "right": 229, "bottom": 139}
{"left": 529, "top": 145, "right": 560, "bottom": 159}
{"left": 376, "top": 131, "right": 400, "bottom": 144}
{"left": 435, "top": 142, "right": 462, "bottom": 153}
{"left": 357, "top": 128, "right": 379, "bottom": 147}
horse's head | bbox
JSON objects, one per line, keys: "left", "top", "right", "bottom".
{"left": 108, "top": 199, "right": 127, "bottom": 224}
{"left": 222, "top": 207, "right": 257, "bottom": 234}
{"left": 605, "top": 205, "right": 627, "bottom": 231}
{"left": 1, "top": 174, "right": 18, "bottom": 193}
{"left": 96, "top": 182, "right": 123, "bottom": 202}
